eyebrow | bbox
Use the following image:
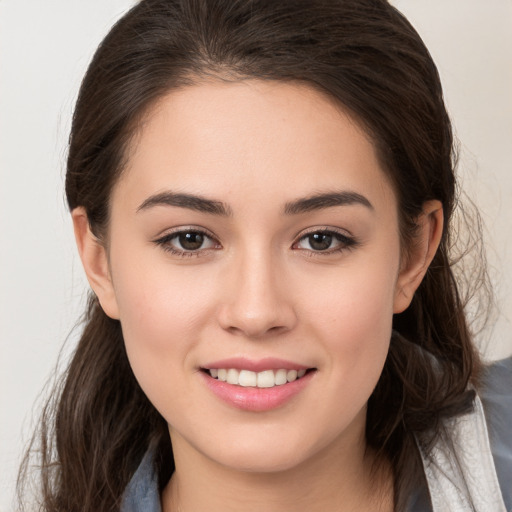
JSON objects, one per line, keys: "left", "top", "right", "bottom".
{"left": 137, "top": 191, "right": 232, "bottom": 216}
{"left": 283, "top": 191, "right": 373, "bottom": 215}
{"left": 136, "top": 190, "right": 373, "bottom": 217}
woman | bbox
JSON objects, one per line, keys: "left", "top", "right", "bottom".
{"left": 18, "top": 0, "right": 511, "bottom": 511}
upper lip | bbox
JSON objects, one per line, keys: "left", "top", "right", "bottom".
{"left": 202, "top": 357, "right": 312, "bottom": 373}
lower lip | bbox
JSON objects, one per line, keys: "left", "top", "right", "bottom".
{"left": 200, "top": 370, "right": 315, "bottom": 412}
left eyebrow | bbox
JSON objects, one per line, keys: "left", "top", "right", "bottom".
{"left": 283, "top": 191, "right": 374, "bottom": 215}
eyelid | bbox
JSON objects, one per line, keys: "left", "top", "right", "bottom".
{"left": 153, "top": 225, "right": 218, "bottom": 241}
{"left": 294, "top": 225, "right": 354, "bottom": 239}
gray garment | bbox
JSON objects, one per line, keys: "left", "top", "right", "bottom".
{"left": 121, "top": 357, "right": 512, "bottom": 512}
{"left": 481, "top": 357, "right": 512, "bottom": 506}
{"left": 120, "top": 449, "right": 161, "bottom": 512}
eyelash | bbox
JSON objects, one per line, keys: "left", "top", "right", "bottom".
{"left": 153, "top": 227, "right": 358, "bottom": 257}
{"left": 153, "top": 227, "right": 220, "bottom": 257}
{"left": 293, "top": 228, "right": 359, "bottom": 255}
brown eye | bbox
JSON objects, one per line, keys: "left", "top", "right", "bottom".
{"left": 154, "top": 228, "right": 219, "bottom": 254}
{"left": 178, "top": 232, "right": 205, "bottom": 251}
{"left": 307, "top": 233, "right": 333, "bottom": 251}
{"left": 294, "top": 229, "right": 357, "bottom": 253}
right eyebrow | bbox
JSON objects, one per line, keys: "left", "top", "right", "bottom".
{"left": 136, "top": 191, "right": 233, "bottom": 216}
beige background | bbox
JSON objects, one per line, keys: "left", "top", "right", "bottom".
{"left": 1, "top": 1, "right": 511, "bottom": 509}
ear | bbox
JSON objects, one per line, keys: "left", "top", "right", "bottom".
{"left": 393, "top": 200, "right": 444, "bottom": 314}
{"left": 72, "top": 207, "right": 120, "bottom": 319}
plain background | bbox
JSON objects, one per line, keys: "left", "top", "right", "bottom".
{"left": 1, "top": 1, "right": 511, "bottom": 510}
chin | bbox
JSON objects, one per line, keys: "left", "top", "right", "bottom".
{"left": 196, "top": 427, "right": 324, "bottom": 475}
{"left": 216, "top": 447, "right": 308, "bottom": 474}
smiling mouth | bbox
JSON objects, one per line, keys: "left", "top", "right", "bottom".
{"left": 202, "top": 368, "right": 315, "bottom": 388}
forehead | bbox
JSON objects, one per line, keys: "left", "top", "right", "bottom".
{"left": 115, "top": 80, "right": 396, "bottom": 215}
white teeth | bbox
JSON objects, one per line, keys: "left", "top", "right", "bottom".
{"left": 274, "top": 369, "right": 287, "bottom": 385}
{"left": 226, "top": 368, "right": 239, "bottom": 385}
{"left": 257, "top": 370, "right": 275, "bottom": 388}
{"left": 207, "top": 368, "right": 309, "bottom": 388}
{"left": 287, "top": 369, "right": 298, "bottom": 382}
{"left": 238, "top": 370, "right": 257, "bottom": 387}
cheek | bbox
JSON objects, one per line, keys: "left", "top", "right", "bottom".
{"left": 299, "top": 255, "right": 398, "bottom": 391}
{"left": 303, "top": 255, "right": 397, "bottom": 338}
{"left": 114, "top": 272, "right": 225, "bottom": 433}
{"left": 110, "top": 256, "right": 218, "bottom": 396}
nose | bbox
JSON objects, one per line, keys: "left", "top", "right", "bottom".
{"left": 217, "top": 250, "right": 298, "bottom": 339}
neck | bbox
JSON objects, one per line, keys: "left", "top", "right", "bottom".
{"left": 162, "top": 423, "right": 393, "bottom": 512}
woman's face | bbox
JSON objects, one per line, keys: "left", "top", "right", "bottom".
{"left": 88, "top": 80, "right": 414, "bottom": 472}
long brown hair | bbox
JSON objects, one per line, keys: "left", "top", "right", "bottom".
{"left": 19, "top": 1, "right": 483, "bottom": 510}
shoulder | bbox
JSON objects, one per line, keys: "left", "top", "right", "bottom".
{"left": 479, "top": 356, "right": 512, "bottom": 510}
{"left": 407, "top": 355, "right": 512, "bottom": 512}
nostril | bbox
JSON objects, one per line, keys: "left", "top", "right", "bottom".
{"left": 269, "top": 325, "right": 287, "bottom": 332}
{"left": 224, "top": 324, "right": 289, "bottom": 339}
{"left": 216, "top": 290, "right": 298, "bottom": 338}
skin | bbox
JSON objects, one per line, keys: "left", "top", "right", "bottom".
{"left": 73, "top": 80, "right": 443, "bottom": 511}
